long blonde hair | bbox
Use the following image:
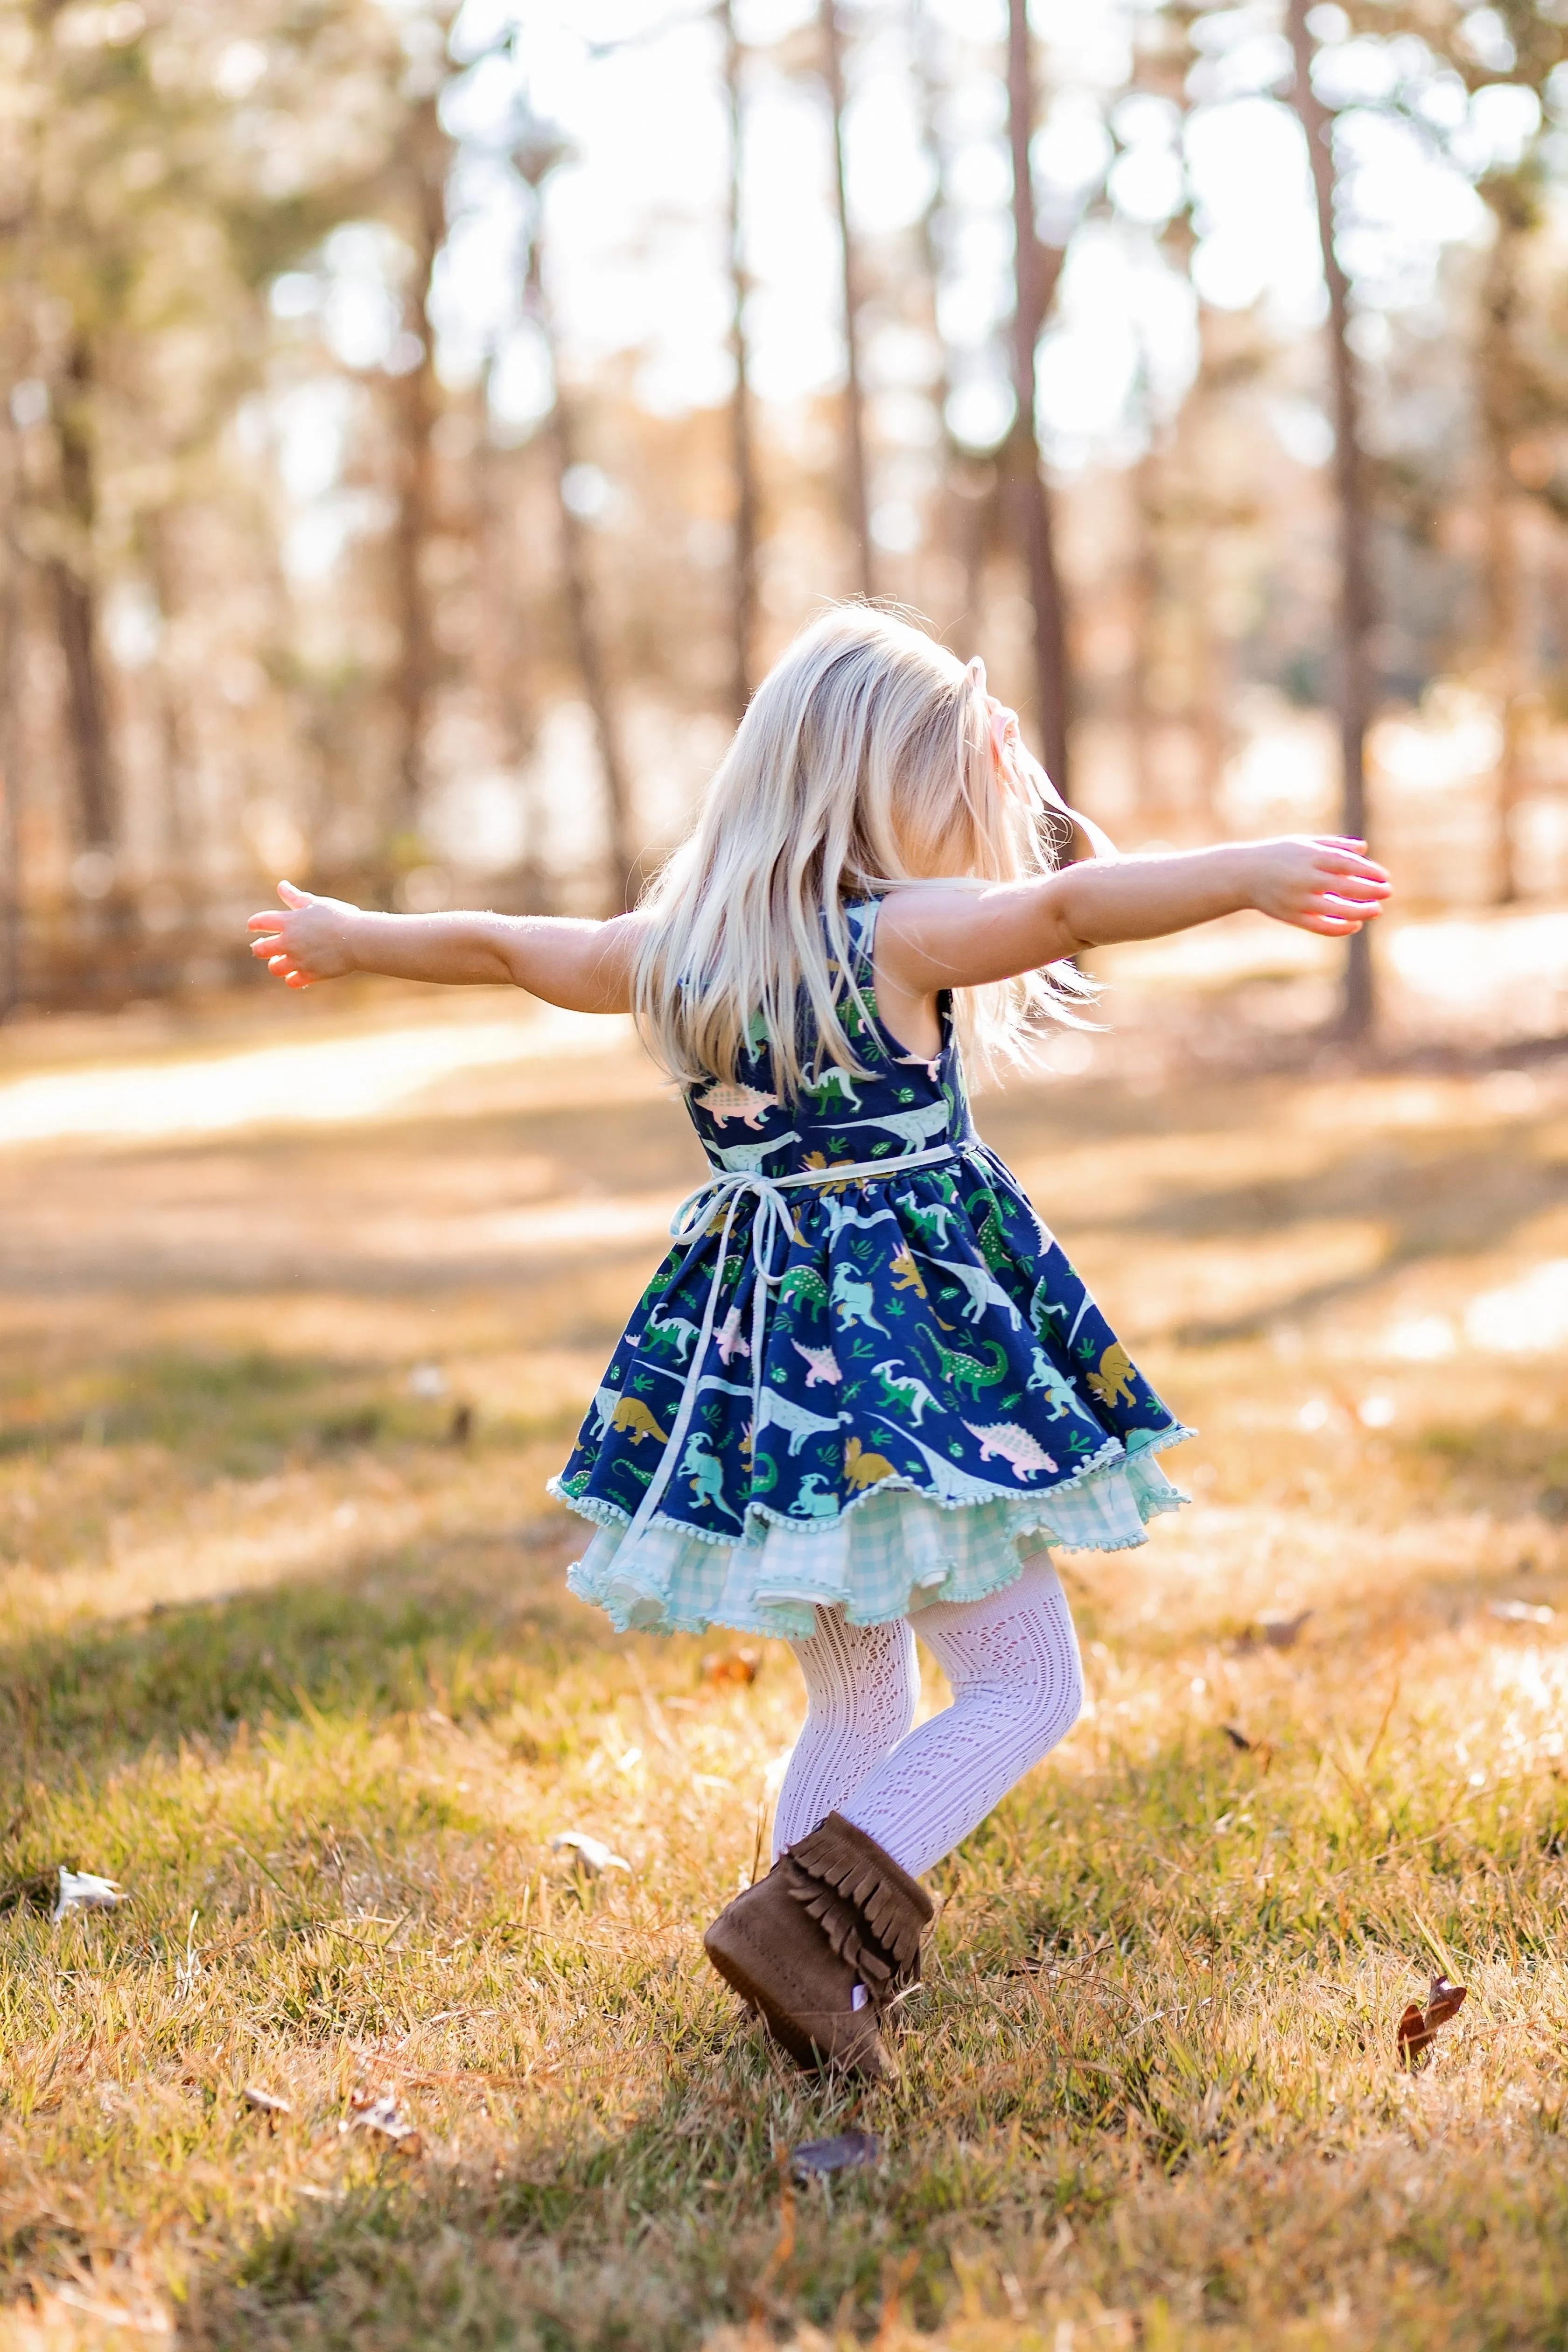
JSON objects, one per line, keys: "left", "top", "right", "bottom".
{"left": 629, "top": 604, "right": 1090, "bottom": 1096}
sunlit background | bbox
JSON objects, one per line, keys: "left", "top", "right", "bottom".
{"left": 2, "top": 0, "right": 1567, "bottom": 1043}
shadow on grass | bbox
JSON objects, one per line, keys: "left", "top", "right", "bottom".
{"left": 0, "top": 1524, "right": 617, "bottom": 1789}
{"left": 178, "top": 2017, "right": 949, "bottom": 2351}
{"left": 0, "top": 1341, "right": 587, "bottom": 1479}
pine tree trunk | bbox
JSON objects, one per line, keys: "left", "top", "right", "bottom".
{"left": 1287, "top": 0, "right": 1374, "bottom": 1039}
{"left": 722, "top": 0, "right": 759, "bottom": 720}
{"left": 1479, "top": 202, "right": 1526, "bottom": 903}
{"left": 525, "top": 231, "right": 636, "bottom": 915}
{"left": 1004, "top": 0, "right": 1071, "bottom": 797}
{"left": 912, "top": 0, "right": 964, "bottom": 637}
{"left": 385, "top": 91, "right": 448, "bottom": 885}
{"left": 0, "top": 518, "right": 21, "bottom": 1019}
{"left": 49, "top": 337, "right": 115, "bottom": 864}
{"left": 1127, "top": 449, "right": 1161, "bottom": 819}
{"left": 820, "top": 0, "right": 873, "bottom": 598}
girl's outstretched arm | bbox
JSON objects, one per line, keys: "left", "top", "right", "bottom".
{"left": 246, "top": 881, "right": 638, "bottom": 1012}
{"left": 877, "top": 835, "right": 1391, "bottom": 997}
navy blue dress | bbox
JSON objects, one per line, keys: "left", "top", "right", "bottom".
{"left": 553, "top": 901, "right": 1189, "bottom": 1640}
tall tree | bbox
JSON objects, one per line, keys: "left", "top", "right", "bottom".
{"left": 45, "top": 343, "right": 117, "bottom": 883}
{"left": 384, "top": 83, "right": 452, "bottom": 874}
{"left": 721, "top": 0, "right": 759, "bottom": 718}
{"left": 1286, "top": 0, "right": 1375, "bottom": 1039}
{"left": 0, "top": 438, "right": 21, "bottom": 1019}
{"left": 1003, "top": 0, "right": 1071, "bottom": 795}
{"left": 514, "top": 127, "right": 637, "bottom": 914}
{"left": 1476, "top": 173, "right": 1532, "bottom": 902}
{"left": 820, "top": 0, "right": 873, "bottom": 598}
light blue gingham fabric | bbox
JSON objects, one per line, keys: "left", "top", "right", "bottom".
{"left": 565, "top": 1431, "right": 1187, "bottom": 1643}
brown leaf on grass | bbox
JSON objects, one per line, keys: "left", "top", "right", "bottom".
{"left": 1397, "top": 1974, "right": 1468, "bottom": 2068}
{"left": 1257, "top": 1608, "right": 1312, "bottom": 1650}
{"left": 1220, "top": 1724, "right": 1275, "bottom": 1768}
{"left": 702, "top": 1647, "right": 761, "bottom": 1687}
{"left": 344, "top": 2089, "right": 422, "bottom": 2153}
{"left": 789, "top": 2130, "right": 878, "bottom": 2184}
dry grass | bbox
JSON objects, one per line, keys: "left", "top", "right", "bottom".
{"left": 3, "top": 981, "right": 1568, "bottom": 2349}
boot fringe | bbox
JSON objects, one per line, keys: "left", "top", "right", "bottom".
{"left": 781, "top": 1814, "right": 933, "bottom": 2006}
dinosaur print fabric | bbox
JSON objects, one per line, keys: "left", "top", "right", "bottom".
{"left": 553, "top": 902, "right": 1190, "bottom": 1639}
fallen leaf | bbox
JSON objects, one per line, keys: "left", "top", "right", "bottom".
{"left": 53, "top": 1867, "right": 127, "bottom": 1922}
{"left": 344, "top": 2089, "right": 422, "bottom": 2153}
{"left": 1220, "top": 1724, "right": 1275, "bottom": 1768}
{"left": 244, "top": 2087, "right": 291, "bottom": 2117}
{"left": 1490, "top": 1598, "right": 1554, "bottom": 1625}
{"left": 1256, "top": 1608, "right": 1312, "bottom": 1650}
{"left": 790, "top": 2130, "right": 878, "bottom": 2183}
{"left": 549, "top": 1831, "right": 631, "bottom": 1876}
{"left": 702, "top": 1647, "right": 761, "bottom": 1686}
{"left": 1397, "top": 1973, "right": 1468, "bottom": 2068}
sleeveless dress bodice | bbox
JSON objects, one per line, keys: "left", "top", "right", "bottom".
{"left": 552, "top": 900, "right": 1188, "bottom": 1639}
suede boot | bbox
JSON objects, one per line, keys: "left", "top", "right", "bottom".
{"left": 702, "top": 1813, "right": 934, "bottom": 2079}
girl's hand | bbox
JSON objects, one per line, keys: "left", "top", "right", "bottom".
{"left": 1246, "top": 837, "right": 1391, "bottom": 936}
{"left": 246, "top": 880, "right": 361, "bottom": 987}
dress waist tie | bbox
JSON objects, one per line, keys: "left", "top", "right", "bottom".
{"left": 617, "top": 1142, "right": 961, "bottom": 1552}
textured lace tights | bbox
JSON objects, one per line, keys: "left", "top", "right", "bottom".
{"left": 771, "top": 1556, "right": 1084, "bottom": 1878}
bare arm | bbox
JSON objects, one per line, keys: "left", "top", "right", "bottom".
{"left": 876, "top": 835, "right": 1391, "bottom": 998}
{"left": 246, "top": 881, "right": 638, "bottom": 1013}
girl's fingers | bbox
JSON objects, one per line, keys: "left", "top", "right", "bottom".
{"left": 1316, "top": 856, "right": 1388, "bottom": 884}
{"left": 1309, "top": 896, "right": 1382, "bottom": 922}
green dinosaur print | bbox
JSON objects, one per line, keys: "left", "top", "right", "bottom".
{"left": 916, "top": 1330, "right": 1010, "bottom": 1401}
{"left": 976, "top": 1208, "right": 1009, "bottom": 1273}
{"left": 901, "top": 1197, "right": 955, "bottom": 1249}
{"left": 964, "top": 1184, "right": 1009, "bottom": 1272}
{"left": 780, "top": 1265, "right": 829, "bottom": 1316}
{"left": 871, "top": 1359, "right": 939, "bottom": 1424}
{"left": 800, "top": 1065, "right": 862, "bottom": 1113}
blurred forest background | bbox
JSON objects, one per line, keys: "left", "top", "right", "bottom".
{"left": 3, "top": 0, "right": 1568, "bottom": 1036}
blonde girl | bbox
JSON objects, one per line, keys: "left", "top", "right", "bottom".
{"left": 249, "top": 604, "right": 1387, "bottom": 2079}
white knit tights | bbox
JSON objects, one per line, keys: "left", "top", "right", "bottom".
{"left": 770, "top": 1555, "right": 1084, "bottom": 1879}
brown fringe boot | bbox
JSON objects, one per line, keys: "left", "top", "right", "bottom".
{"left": 702, "top": 1813, "right": 934, "bottom": 2079}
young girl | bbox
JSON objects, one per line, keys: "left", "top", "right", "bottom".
{"left": 249, "top": 605, "right": 1387, "bottom": 2081}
